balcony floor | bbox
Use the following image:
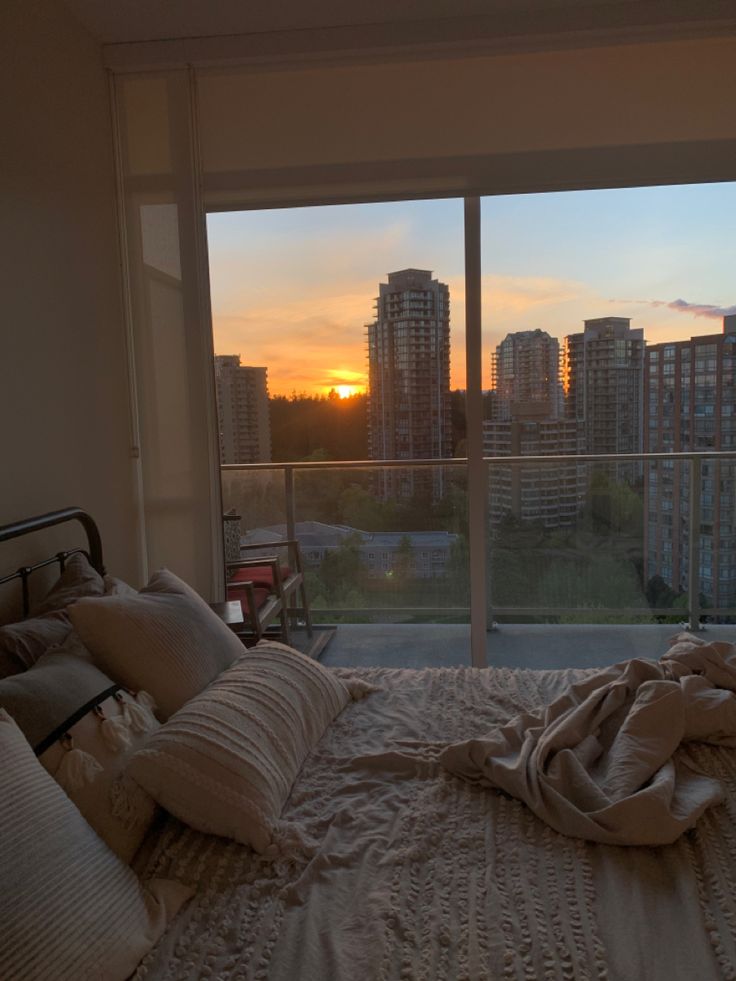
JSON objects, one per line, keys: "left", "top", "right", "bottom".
{"left": 317, "top": 622, "right": 736, "bottom": 670}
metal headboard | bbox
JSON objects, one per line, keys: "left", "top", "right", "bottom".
{"left": 0, "top": 508, "right": 105, "bottom": 618}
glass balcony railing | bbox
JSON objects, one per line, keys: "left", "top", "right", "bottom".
{"left": 222, "top": 460, "right": 470, "bottom": 627}
{"left": 221, "top": 452, "right": 736, "bottom": 668}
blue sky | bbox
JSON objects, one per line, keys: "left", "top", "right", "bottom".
{"left": 207, "top": 182, "right": 735, "bottom": 395}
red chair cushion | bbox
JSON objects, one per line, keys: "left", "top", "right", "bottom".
{"left": 229, "top": 565, "right": 291, "bottom": 589}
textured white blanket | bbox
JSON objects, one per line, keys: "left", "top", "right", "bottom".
{"left": 135, "top": 662, "right": 736, "bottom": 980}
{"left": 440, "top": 636, "right": 736, "bottom": 845}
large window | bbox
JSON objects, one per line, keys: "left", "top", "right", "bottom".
{"left": 208, "top": 201, "right": 472, "bottom": 666}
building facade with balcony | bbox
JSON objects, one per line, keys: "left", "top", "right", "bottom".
{"left": 490, "top": 329, "right": 564, "bottom": 421}
{"left": 565, "top": 317, "right": 645, "bottom": 461}
{"left": 367, "top": 269, "right": 451, "bottom": 500}
{"left": 644, "top": 315, "right": 736, "bottom": 611}
{"left": 215, "top": 356, "right": 271, "bottom": 464}
{"left": 484, "top": 401, "right": 586, "bottom": 530}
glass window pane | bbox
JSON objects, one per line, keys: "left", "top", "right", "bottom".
{"left": 208, "top": 200, "right": 471, "bottom": 665}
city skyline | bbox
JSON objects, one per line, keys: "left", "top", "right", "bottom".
{"left": 207, "top": 182, "right": 736, "bottom": 396}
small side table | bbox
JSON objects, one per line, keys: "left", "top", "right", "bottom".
{"left": 209, "top": 600, "right": 244, "bottom": 632}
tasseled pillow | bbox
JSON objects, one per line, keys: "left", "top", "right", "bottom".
{"left": 0, "top": 635, "right": 160, "bottom": 862}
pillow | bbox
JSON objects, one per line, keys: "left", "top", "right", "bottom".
{"left": 0, "top": 610, "right": 72, "bottom": 672}
{"left": 0, "top": 709, "right": 191, "bottom": 981}
{"left": 126, "top": 641, "right": 352, "bottom": 853}
{"left": 69, "top": 568, "right": 246, "bottom": 719}
{"left": 0, "top": 567, "right": 132, "bottom": 675}
{"left": 0, "top": 647, "right": 23, "bottom": 679}
{"left": 0, "top": 640, "right": 115, "bottom": 749}
{"left": 39, "top": 689, "right": 160, "bottom": 863}
{"left": 0, "top": 640, "right": 160, "bottom": 862}
{"left": 34, "top": 550, "right": 106, "bottom": 615}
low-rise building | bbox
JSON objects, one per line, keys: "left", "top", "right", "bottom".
{"left": 242, "top": 521, "right": 458, "bottom": 579}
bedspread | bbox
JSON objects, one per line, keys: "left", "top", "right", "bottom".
{"left": 134, "top": 666, "right": 736, "bottom": 981}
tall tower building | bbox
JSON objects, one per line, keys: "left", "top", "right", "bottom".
{"left": 367, "top": 269, "right": 451, "bottom": 499}
{"left": 487, "top": 330, "right": 583, "bottom": 529}
{"left": 644, "top": 315, "right": 736, "bottom": 611}
{"left": 564, "top": 317, "right": 645, "bottom": 459}
{"left": 214, "top": 356, "right": 271, "bottom": 464}
{"left": 491, "top": 329, "right": 563, "bottom": 421}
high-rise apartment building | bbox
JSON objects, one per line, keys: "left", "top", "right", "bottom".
{"left": 564, "top": 317, "right": 645, "bottom": 459}
{"left": 367, "top": 269, "right": 451, "bottom": 499}
{"left": 644, "top": 315, "right": 736, "bottom": 611}
{"left": 484, "top": 401, "right": 586, "bottom": 530}
{"left": 487, "top": 329, "right": 582, "bottom": 528}
{"left": 214, "top": 356, "right": 271, "bottom": 464}
{"left": 491, "top": 329, "right": 563, "bottom": 421}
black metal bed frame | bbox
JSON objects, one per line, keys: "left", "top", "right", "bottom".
{"left": 0, "top": 507, "right": 105, "bottom": 618}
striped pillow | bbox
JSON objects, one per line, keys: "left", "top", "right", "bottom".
{"left": 0, "top": 709, "right": 191, "bottom": 981}
{"left": 69, "top": 569, "right": 245, "bottom": 719}
{"left": 126, "top": 642, "right": 351, "bottom": 853}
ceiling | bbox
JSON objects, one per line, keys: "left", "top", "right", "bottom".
{"left": 63, "top": 0, "right": 736, "bottom": 48}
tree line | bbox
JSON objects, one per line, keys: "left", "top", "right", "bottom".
{"left": 269, "top": 390, "right": 472, "bottom": 463}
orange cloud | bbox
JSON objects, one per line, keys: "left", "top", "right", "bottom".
{"left": 213, "top": 272, "right": 599, "bottom": 393}
{"left": 215, "top": 271, "right": 708, "bottom": 394}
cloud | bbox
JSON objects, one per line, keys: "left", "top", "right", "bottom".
{"left": 611, "top": 298, "right": 736, "bottom": 320}
{"left": 482, "top": 274, "right": 588, "bottom": 315}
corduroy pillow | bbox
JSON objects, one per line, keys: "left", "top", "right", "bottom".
{"left": 126, "top": 642, "right": 352, "bottom": 853}
{"left": 69, "top": 569, "right": 245, "bottom": 719}
{"left": 0, "top": 709, "right": 191, "bottom": 981}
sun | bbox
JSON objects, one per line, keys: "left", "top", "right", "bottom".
{"left": 336, "top": 385, "right": 359, "bottom": 399}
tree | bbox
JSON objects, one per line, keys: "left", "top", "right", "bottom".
{"left": 269, "top": 392, "right": 368, "bottom": 462}
{"left": 338, "top": 483, "right": 394, "bottom": 531}
{"left": 319, "top": 532, "right": 364, "bottom": 602}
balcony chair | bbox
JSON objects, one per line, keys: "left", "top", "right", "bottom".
{"left": 225, "top": 539, "right": 313, "bottom": 647}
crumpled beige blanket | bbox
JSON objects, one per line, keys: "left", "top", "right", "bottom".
{"left": 439, "top": 634, "right": 736, "bottom": 845}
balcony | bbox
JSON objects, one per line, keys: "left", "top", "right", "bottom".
{"left": 221, "top": 451, "right": 736, "bottom": 669}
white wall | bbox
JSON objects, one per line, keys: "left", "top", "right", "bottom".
{"left": 0, "top": 0, "right": 140, "bottom": 609}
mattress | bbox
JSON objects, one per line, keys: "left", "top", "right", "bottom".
{"left": 133, "top": 666, "right": 736, "bottom": 980}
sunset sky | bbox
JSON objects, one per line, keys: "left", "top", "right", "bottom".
{"left": 207, "top": 183, "right": 736, "bottom": 397}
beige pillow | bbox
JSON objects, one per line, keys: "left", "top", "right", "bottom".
{"left": 127, "top": 641, "right": 352, "bottom": 852}
{"left": 35, "top": 551, "right": 106, "bottom": 614}
{"left": 0, "top": 709, "right": 191, "bottom": 981}
{"left": 69, "top": 569, "right": 245, "bottom": 719}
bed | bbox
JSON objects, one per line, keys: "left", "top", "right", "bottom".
{"left": 2, "top": 509, "right": 736, "bottom": 981}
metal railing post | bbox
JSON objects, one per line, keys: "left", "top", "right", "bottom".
{"left": 285, "top": 466, "right": 296, "bottom": 544}
{"left": 688, "top": 456, "right": 703, "bottom": 631}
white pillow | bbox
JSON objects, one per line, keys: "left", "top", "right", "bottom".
{"left": 69, "top": 569, "right": 245, "bottom": 719}
{"left": 39, "top": 687, "right": 160, "bottom": 863}
{"left": 0, "top": 709, "right": 191, "bottom": 981}
{"left": 0, "top": 641, "right": 160, "bottom": 863}
{"left": 126, "top": 642, "right": 352, "bottom": 853}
